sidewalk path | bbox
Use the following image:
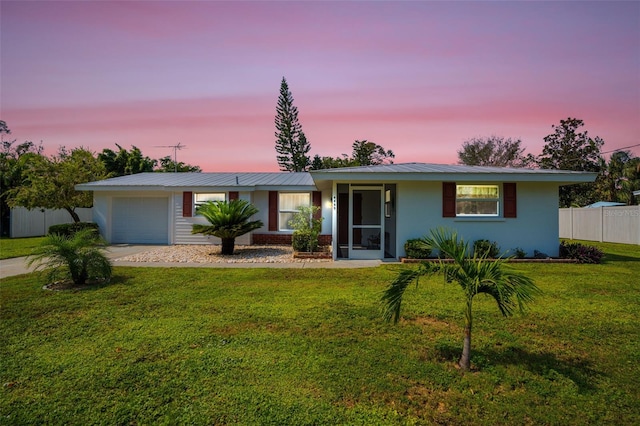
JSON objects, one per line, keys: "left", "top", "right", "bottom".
{"left": 0, "top": 245, "right": 382, "bottom": 279}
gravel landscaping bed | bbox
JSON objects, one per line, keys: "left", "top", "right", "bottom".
{"left": 115, "top": 245, "right": 331, "bottom": 264}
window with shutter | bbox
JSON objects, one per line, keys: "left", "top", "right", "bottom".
{"left": 503, "top": 183, "right": 517, "bottom": 218}
{"left": 182, "top": 192, "right": 193, "bottom": 217}
{"left": 442, "top": 182, "right": 456, "bottom": 217}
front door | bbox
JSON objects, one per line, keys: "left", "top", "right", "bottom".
{"left": 350, "top": 186, "right": 383, "bottom": 259}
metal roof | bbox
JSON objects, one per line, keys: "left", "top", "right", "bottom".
{"left": 76, "top": 163, "right": 598, "bottom": 192}
{"left": 76, "top": 172, "right": 316, "bottom": 192}
{"left": 311, "top": 162, "right": 593, "bottom": 175}
{"left": 310, "top": 162, "right": 597, "bottom": 185}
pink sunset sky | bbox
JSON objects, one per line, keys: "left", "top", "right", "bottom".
{"left": 1, "top": 1, "right": 639, "bottom": 172}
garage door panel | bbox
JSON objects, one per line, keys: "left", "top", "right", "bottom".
{"left": 112, "top": 198, "right": 168, "bottom": 244}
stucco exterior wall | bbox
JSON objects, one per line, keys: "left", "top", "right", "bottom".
{"left": 395, "top": 181, "right": 561, "bottom": 257}
{"left": 93, "top": 194, "right": 109, "bottom": 241}
{"left": 252, "top": 191, "right": 270, "bottom": 234}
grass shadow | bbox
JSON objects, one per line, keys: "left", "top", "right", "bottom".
{"left": 87, "top": 273, "right": 134, "bottom": 290}
{"left": 602, "top": 253, "right": 640, "bottom": 263}
{"left": 45, "top": 273, "right": 134, "bottom": 292}
{"left": 434, "top": 342, "right": 600, "bottom": 393}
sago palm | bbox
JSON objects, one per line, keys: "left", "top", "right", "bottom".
{"left": 27, "top": 228, "right": 112, "bottom": 286}
{"left": 192, "top": 199, "right": 264, "bottom": 255}
{"left": 381, "top": 227, "right": 540, "bottom": 371}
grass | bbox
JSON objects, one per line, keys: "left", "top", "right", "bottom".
{"left": 1, "top": 241, "right": 639, "bottom": 425}
{"left": 0, "top": 236, "right": 46, "bottom": 260}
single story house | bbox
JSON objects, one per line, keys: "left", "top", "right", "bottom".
{"left": 76, "top": 163, "right": 596, "bottom": 259}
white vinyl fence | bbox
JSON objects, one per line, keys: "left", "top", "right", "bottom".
{"left": 10, "top": 207, "right": 93, "bottom": 238}
{"left": 559, "top": 206, "right": 640, "bottom": 245}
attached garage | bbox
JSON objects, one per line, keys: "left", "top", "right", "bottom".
{"left": 112, "top": 197, "right": 169, "bottom": 244}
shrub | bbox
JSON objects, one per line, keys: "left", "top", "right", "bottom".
{"left": 27, "top": 228, "right": 112, "bottom": 286}
{"left": 192, "top": 200, "right": 263, "bottom": 255}
{"left": 559, "top": 241, "right": 604, "bottom": 264}
{"left": 404, "top": 238, "right": 432, "bottom": 259}
{"left": 289, "top": 205, "right": 323, "bottom": 253}
{"left": 292, "top": 231, "right": 318, "bottom": 252}
{"left": 48, "top": 222, "right": 99, "bottom": 238}
{"left": 533, "top": 250, "right": 549, "bottom": 259}
{"left": 473, "top": 239, "right": 500, "bottom": 258}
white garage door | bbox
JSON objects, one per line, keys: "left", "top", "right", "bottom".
{"left": 112, "top": 197, "right": 169, "bottom": 244}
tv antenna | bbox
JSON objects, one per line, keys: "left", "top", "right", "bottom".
{"left": 154, "top": 143, "right": 186, "bottom": 172}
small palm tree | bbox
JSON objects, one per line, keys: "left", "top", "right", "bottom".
{"left": 192, "top": 199, "right": 264, "bottom": 255}
{"left": 27, "top": 228, "right": 112, "bottom": 286}
{"left": 381, "top": 227, "right": 540, "bottom": 371}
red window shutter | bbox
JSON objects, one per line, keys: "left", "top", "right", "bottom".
{"left": 183, "top": 191, "right": 193, "bottom": 217}
{"left": 312, "top": 191, "right": 322, "bottom": 220}
{"left": 268, "top": 191, "right": 278, "bottom": 231}
{"left": 503, "top": 183, "right": 517, "bottom": 218}
{"left": 442, "top": 182, "right": 456, "bottom": 217}
{"left": 228, "top": 191, "right": 239, "bottom": 201}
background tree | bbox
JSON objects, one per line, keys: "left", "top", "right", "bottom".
{"left": 98, "top": 144, "right": 156, "bottom": 177}
{"left": 458, "top": 136, "right": 534, "bottom": 167}
{"left": 594, "top": 151, "right": 640, "bottom": 204}
{"left": 0, "top": 121, "right": 45, "bottom": 236}
{"left": 0, "top": 120, "right": 9, "bottom": 136}
{"left": 310, "top": 140, "right": 395, "bottom": 170}
{"left": 191, "top": 199, "right": 263, "bottom": 255}
{"left": 381, "top": 228, "right": 540, "bottom": 372}
{"left": 538, "top": 118, "right": 604, "bottom": 207}
{"left": 6, "top": 147, "right": 106, "bottom": 223}
{"left": 155, "top": 156, "right": 202, "bottom": 173}
{"left": 310, "top": 154, "right": 352, "bottom": 170}
{"left": 351, "top": 140, "right": 394, "bottom": 166}
{"left": 275, "top": 77, "right": 310, "bottom": 172}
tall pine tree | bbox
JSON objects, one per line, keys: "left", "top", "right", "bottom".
{"left": 275, "top": 77, "right": 310, "bottom": 172}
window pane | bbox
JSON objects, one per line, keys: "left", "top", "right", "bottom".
{"left": 279, "top": 212, "right": 295, "bottom": 230}
{"left": 456, "top": 185, "right": 498, "bottom": 199}
{"left": 195, "top": 193, "right": 226, "bottom": 202}
{"left": 352, "top": 189, "right": 381, "bottom": 225}
{"left": 456, "top": 201, "right": 498, "bottom": 215}
{"left": 352, "top": 228, "right": 381, "bottom": 250}
{"left": 279, "top": 193, "right": 310, "bottom": 211}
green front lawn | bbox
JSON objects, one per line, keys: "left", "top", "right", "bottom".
{"left": 1, "top": 241, "right": 639, "bottom": 425}
{"left": 0, "top": 236, "right": 46, "bottom": 260}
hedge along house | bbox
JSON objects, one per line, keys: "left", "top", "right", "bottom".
{"left": 76, "top": 163, "right": 596, "bottom": 259}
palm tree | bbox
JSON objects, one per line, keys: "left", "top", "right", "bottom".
{"left": 381, "top": 227, "right": 540, "bottom": 371}
{"left": 192, "top": 199, "right": 264, "bottom": 255}
{"left": 27, "top": 228, "right": 112, "bottom": 286}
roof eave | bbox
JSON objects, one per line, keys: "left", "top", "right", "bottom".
{"left": 310, "top": 171, "right": 597, "bottom": 184}
{"left": 75, "top": 184, "right": 319, "bottom": 192}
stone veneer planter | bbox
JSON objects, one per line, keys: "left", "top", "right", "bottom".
{"left": 293, "top": 246, "right": 332, "bottom": 260}
{"left": 293, "top": 252, "right": 333, "bottom": 260}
